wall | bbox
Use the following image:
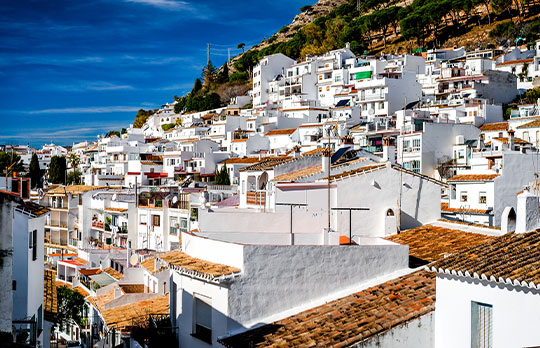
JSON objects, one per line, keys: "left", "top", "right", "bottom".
{"left": 352, "top": 313, "right": 434, "bottom": 348}
{"left": 0, "top": 196, "right": 14, "bottom": 334}
{"left": 435, "top": 274, "right": 540, "bottom": 348}
{"left": 227, "top": 242, "right": 408, "bottom": 328}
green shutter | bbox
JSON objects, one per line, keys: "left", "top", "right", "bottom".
{"left": 355, "top": 71, "right": 372, "bottom": 80}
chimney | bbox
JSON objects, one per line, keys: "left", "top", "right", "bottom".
{"left": 515, "top": 189, "right": 540, "bottom": 233}
{"left": 292, "top": 145, "right": 301, "bottom": 158}
{"left": 322, "top": 148, "right": 331, "bottom": 176}
{"left": 114, "top": 285, "right": 123, "bottom": 299}
{"left": 382, "top": 137, "right": 396, "bottom": 163}
{"left": 340, "top": 135, "right": 354, "bottom": 147}
{"left": 476, "top": 133, "right": 485, "bottom": 151}
{"left": 508, "top": 129, "right": 515, "bottom": 150}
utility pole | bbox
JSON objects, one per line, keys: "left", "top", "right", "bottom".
{"left": 326, "top": 126, "right": 332, "bottom": 234}
{"left": 228, "top": 48, "right": 231, "bottom": 62}
{"left": 207, "top": 43, "right": 210, "bottom": 64}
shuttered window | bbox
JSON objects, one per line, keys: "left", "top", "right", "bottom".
{"left": 32, "top": 230, "right": 37, "bottom": 261}
{"left": 471, "top": 301, "right": 493, "bottom": 348}
{"left": 193, "top": 296, "right": 212, "bottom": 344}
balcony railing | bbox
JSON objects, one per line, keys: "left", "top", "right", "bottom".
{"left": 92, "top": 221, "right": 104, "bottom": 230}
{"left": 247, "top": 191, "right": 266, "bottom": 206}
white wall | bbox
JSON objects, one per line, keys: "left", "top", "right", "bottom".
{"left": 435, "top": 274, "right": 540, "bottom": 348}
{"left": 0, "top": 196, "right": 14, "bottom": 334}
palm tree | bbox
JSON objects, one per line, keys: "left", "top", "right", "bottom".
{"left": 68, "top": 153, "right": 81, "bottom": 184}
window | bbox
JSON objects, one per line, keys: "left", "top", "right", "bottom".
{"left": 461, "top": 192, "right": 468, "bottom": 202}
{"left": 193, "top": 297, "right": 212, "bottom": 344}
{"left": 479, "top": 192, "right": 487, "bottom": 204}
{"left": 32, "top": 230, "right": 37, "bottom": 261}
{"left": 152, "top": 215, "right": 160, "bottom": 227}
{"left": 412, "top": 139, "right": 421, "bottom": 150}
{"left": 180, "top": 218, "right": 188, "bottom": 233}
{"left": 379, "top": 101, "right": 385, "bottom": 109}
{"left": 140, "top": 214, "right": 147, "bottom": 225}
{"left": 170, "top": 217, "right": 178, "bottom": 235}
{"left": 471, "top": 301, "right": 492, "bottom": 348}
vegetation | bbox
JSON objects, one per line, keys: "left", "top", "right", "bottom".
{"left": 161, "top": 123, "right": 175, "bottom": 131}
{"left": 300, "top": 5, "right": 312, "bottom": 12}
{"left": 133, "top": 109, "right": 157, "bottom": 128}
{"left": 0, "top": 151, "right": 24, "bottom": 175}
{"left": 105, "top": 130, "right": 121, "bottom": 138}
{"left": 214, "top": 164, "right": 231, "bottom": 185}
{"left": 29, "top": 153, "right": 42, "bottom": 189}
{"left": 67, "top": 170, "right": 82, "bottom": 185}
{"left": 523, "top": 87, "right": 540, "bottom": 104}
{"left": 48, "top": 156, "right": 67, "bottom": 184}
{"left": 57, "top": 286, "right": 86, "bottom": 330}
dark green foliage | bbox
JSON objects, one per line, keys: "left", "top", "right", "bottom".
{"left": 192, "top": 78, "right": 203, "bottom": 94}
{"left": 66, "top": 170, "right": 82, "bottom": 185}
{"left": 237, "top": 43, "right": 245, "bottom": 53}
{"left": 523, "top": 87, "right": 540, "bottom": 104}
{"left": 215, "top": 164, "right": 230, "bottom": 185}
{"left": 29, "top": 153, "right": 42, "bottom": 188}
{"left": 133, "top": 109, "right": 156, "bottom": 128}
{"left": 0, "top": 151, "right": 24, "bottom": 175}
{"left": 278, "top": 26, "right": 289, "bottom": 34}
{"left": 300, "top": 5, "right": 312, "bottom": 12}
{"left": 267, "top": 35, "right": 278, "bottom": 43}
{"left": 217, "top": 64, "right": 229, "bottom": 84}
{"left": 174, "top": 97, "right": 186, "bottom": 114}
{"left": 121, "top": 128, "right": 127, "bottom": 134}
{"left": 48, "top": 156, "right": 66, "bottom": 184}
{"left": 57, "top": 286, "right": 86, "bottom": 329}
{"left": 489, "top": 21, "right": 515, "bottom": 38}
{"left": 183, "top": 93, "right": 222, "bottom": 113}
{"left": 229, "top": 71, "right": 249, "bottom": 82}
{"left": 106, "top": 130, "right": 121, "bottom": 138}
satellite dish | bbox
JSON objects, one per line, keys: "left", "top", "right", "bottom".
{"left": 172, "top": 196, "right": 178, "bottom": 204}
{"left": 130, "top": 254, "right": 138, "bottom": 266}
{"left": 112, "top": 194, "right": 117, "bottom": 200}
{"left": 368, "top": 108, "right": 375, "bottom": 116}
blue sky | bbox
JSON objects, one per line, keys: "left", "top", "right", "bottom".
{"left": 0, "top": 0, "right": 315, "bottom": 148}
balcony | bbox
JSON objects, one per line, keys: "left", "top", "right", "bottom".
{"left": 247, "top": 191, "right": 266, "bottom": 206}
{"left": 92, "top": 221, "right": 105, "bottom": 230}
{"left": 46, "top": 220, "right": 68, "bottom": 229}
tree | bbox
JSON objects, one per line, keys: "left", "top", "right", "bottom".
{"left": 133, "top": 109, "right": 156, "bottom": 128}
{"left": 29, "top": 153, "right": 42, "bottom": 189}
{"left": 192, "top": 78, "right": 203, "bottom": 95}
{"left": 237, "top": 43, "right": 245, "bottom": 53}
{"left": 215, "top": 164, "right": 230, "bottom": 185}
{"left": 0, "top": 151, "right": 24, "bottom": 175}
{"left": 57, "top": 286, "right": 86, "bottom": 330}
{"left": 66, "top": 170, "right": 82, "bottom": 185}
{"left": 68, "top": 153, "right": 80, "bottom": 172}
{"left": 217, "top": 63, "right": 229, "bottom": 84}
{"left": 106, "top": 130, "right": 121, "bottom": 138}
{"left": 202, "top": 61, "right": 217, "bottom": 87}
{"left": 121, "top": 128, "right": 127, "bottom": 134}
{"left": 48, "top": 156, "right": 67, "bottom": 184}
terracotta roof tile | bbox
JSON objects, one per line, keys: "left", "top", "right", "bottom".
{"left": 322, "top": 164, "right": 386, "bottom": 181}
{"left": 517, "top": 119, "right": 540, "bottom": 129}
{"left": 101, "top": 295, "right": 169, "bottom": 332}
{"left": 447, "top": 174, "right": 499, "bottom": 182}
{"left": 103, "top": 267, "right": 124, "bottom": 280}
{"left": 479, "top": 122, "right": 508, "bottom": 131}
{"left": 158, "top": 249, "right": 241, "bottom": 281}
{"left": 120, "top": 284, "right": 147, "bottom": 293}
{"left": 221, "top": 157, "right": 262, "bottom": 164}
{"left": 17, "top": 201, "right": 49, "bottom": 216}
{"left": 272, "top": 165, "right": 322, "bottom": 182}
{"left": 240, "top": 157, "right": 292, "bottom": 171}
{"left": 47, "top": 185, "right": 107, "bottom": 195}
{"left": 88, "top": 287, "right": 119, "bottom": 312}
{"left": 430, "top": 231, "right": 540, "bottom": 288}
{"left": 79, "top": 268, "right": 102, "bottom": 276}
{"left": 496, "top": 58, "right": 533, "bottom": 66}
{"left": 264, "top": 128, "right": 296, "bottom": 136}
{"left": 105, "top": 207, "right": 128, "bottom": 213}
{"left": 492, "top": 137, "right": 529, "bottom": 144}
{"left": 231, "top": 138, "right": 248, "bottom": 143}
{"left": 302, "top": 147, "right": 325, "bottom": 156}
{"left": 140, "top": 257, "right": 163, "bottom": 274}
{"left": 219, "top": 271, "right": 435, "bottom": 348}
{"left": 441, "top": 202, "right": 492, "bottom": 214}
{"left": 386, "top": 224, "right": 495, "bottom": 264}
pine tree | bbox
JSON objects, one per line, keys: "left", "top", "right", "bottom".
{"left": 49, "top": 156, "right": 67, "bottom": 184}
{"left": 29, "top": 153, "right": 42, "bottom": 188}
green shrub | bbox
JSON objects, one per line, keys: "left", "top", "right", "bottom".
{"left": 161, "top": 123, "right": 175, "bottom": 131}
{"left": 278, "top": 26, "right": 289, "bottom": 34}
{"left": 300, "top": 5, "right": 312, "bottom": 12}
{"left": 229, "top": 71, "right": 249, "bottom": 82}
{"left": 489, "top": 21, "right": 515, "bottom": 39}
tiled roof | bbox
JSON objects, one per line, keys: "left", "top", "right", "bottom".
{"left": 447, "top": 174, "right": 499, "bottom": 182}
{"left": 88, "top": 287, "right": 119, "bottom": 312}
{"left": 17, "top": 201, "right": 49, "bottom": 216}
{"left": 60, "top": 257, "right": 88, "bottom": 266}
{"left": 298, "top": 123, "right": 323, "bottom": 128}
{"left": 219, "top": 271, "right": 435, "bottom": 348}
{"left": 231, "top": 138, "right": 248, "bottom": 143}
{"left": 79, "top": 268, "right": 102, "bottom": 276}
{"left": 302, "top": 147, "right": 325, "bottom": 156}
{"left": 140, "top": 257, "right": 164, "bottom": 274}
{"left": 517, "top": 119, "right": 540, "bottom": 129}
{"left": 105, "top": 207, "right": 128, "bottom": 213}
{"left": 322, "top": 164, "right": 386, "bottom": 181}
{"left": 496, "top": 58, "right": 534, "bottom": 66}
{"left": 386, "top": 224, "right": 495, "bottom": 264}
{"left": 240, "top": 157, "right": 292, "bottom": 171}
{"left": 264, "top": 128, "right": 296, "bottom": 136}
{"left": 430, "top": 231, "right": 540, "bottom": 289}
{"left": 220, "top": 157, "right": 262, "bottom": 164}
{"left": 103, "top": 267, "right": 124, "bottom": 280}
{"left": 441, "top": 202, "right": 492, "bottom": 214}
{"left": 47, "top": 185, "right": 106, "bottom": 195}
{"left": 158, "top": 249, "right": 241, "bottom": 281}
{"left": 479, "top": 122, "right": 508, "bottom": 131}
{"left": 120, "top": 284, "right": 147, "bottom": 293}
{"left": 44, "top": 270, "right": 57, "bottom": 320}
{"left": 492, "top": 137, "right": 530, "bottom": 144}
{"left": 74, "top": 286, "right": 90, "bottom": 298}
{"left": 271, "top": 165, "right": 322, "bottom": 182}
{"left": 101, "top": 295, "right": 169, "bottom": 332}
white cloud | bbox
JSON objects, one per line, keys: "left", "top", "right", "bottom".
{"left": 25, "top": 106, "right": 143, "bottom": 115}
{"left": 124, "top": 0, "right": 192, "bottom": 11}
{"left": 86, "top": 82, "right": 135, "bottom": 91}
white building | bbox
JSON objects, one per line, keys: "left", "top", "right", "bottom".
{"left": 252, "top": 53, "right": 295, "bottom": 107}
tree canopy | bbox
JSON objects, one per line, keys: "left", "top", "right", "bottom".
{"left": 29, "top": 153, "right": 42, "bottom": 189}
{"left": 215, "top": 164, "right": 231, "bottom": 185}
{"left": 48, "top": 156, "right": 66, "bottom": 184}
{"left": 57, "top": 286, "right": 86, "bottom": 330}
{"left": 0, "top": 151, "right": 24, "bottom": 175}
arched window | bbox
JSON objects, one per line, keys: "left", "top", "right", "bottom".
{"left": 386, "top": 209, "right": 395, "bottom": 216}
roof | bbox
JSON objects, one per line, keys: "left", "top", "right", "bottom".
{"left": 271, "top": 165, "right": 322, "bottom": 182}
{"left": 492, "top": 137, "right": 530, "bottom": 144}
{"left": 479, "top": 122, "right": 508, "bottom": 131}
{"left": 44, "top": 270, "right": 57, "bottom": 320}
{"left": 140, "top": 257, "right": 164, "bottom": 275}
{"left": 517, "top": 118, "right": 540, "bottom": 129}
{"left": 447, "top": 174, "right": 499, "bottom": 182}
{"left": 219, "top": 270, "right": 435, "bottom": 348}
{"left": 17, "top": 201, "right": 49, "bottom": 216}
{"left": 302, "top": 147, "right": 325, "bottom": 156}
{"left": 105, "top": 207, "right": 128, "bottom": 213}
{"left": 496, "top": 58, "right": 534, "bottom": 66}
{"left": 88, "top": 287, "right": 118, "bottom": 312}
{"left": 47, "top": 185, "right": 106, "bottom": 195}
{"left": 79, "top": 268, "right": 102, "bottom": 276}
{"left": 264, "top": 128, "right": 296, "bottom": 136}
{"left": 100, "top": 295, "right": 169, "bottom": 332}
{"left": 89, "top": 272, "right": 117, "bottom": 287}
{"left": 441, "top": 202, "right": 492, "bottom": 214}
{"left": 240, "top": 157, "right": 292, "bottom": 171}
{"left": 158, "top": 249, "right": 241, "bottom": 281}
{"left": 430, "top": 231, "right": 540, "bottom": 289}
{"left": 103, "top": 267, "right": 124, "bottom": 280}
{"left": 322, "top": 164, "right": 386, "bottom": 181}
{"left": 386, "top": 224, "right": 495, "bottom": 264}
{"left": 60, "top": 257, "right": 88, "bottom": 266}
{"left": 220, "top": 157, "right": 262, "bottom": 165}
{"left": 231, "top": 138, "right": 248, "bottom": 143}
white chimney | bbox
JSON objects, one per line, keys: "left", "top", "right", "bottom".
{"left": 455, "top": 135, "right": 464, "bottom": 145}
{"left": 508, "top": 129, "right": 515, "bottom": 150}
{"left": 516, "top": 190, "right": 540, "bottom": 233}
{"left": 383, "top": 137, "right": 396, "bottom": 163}
{"left": 322, "top": 148, "right": 331, "bottom": 176}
